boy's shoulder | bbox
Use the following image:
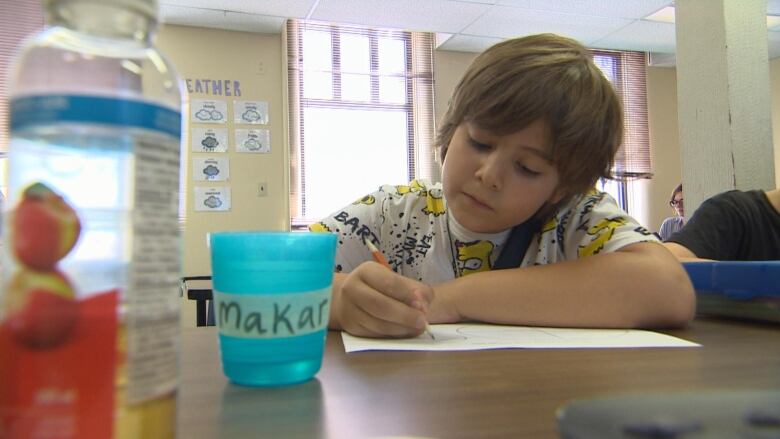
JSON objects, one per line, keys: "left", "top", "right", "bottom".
{"left": 378, "top": 179, "right": 446, "bottom": 217}
{"left": 545, "top": 189, "right": 651, "bottom": 235}
{"left": 556, "top": 189, "right": 619, "bottom": 220}
{"left": 379, "top": 179, "right": 441, "bottom": 196}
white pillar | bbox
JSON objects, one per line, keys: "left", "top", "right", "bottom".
{"left": 675, "top": 0, "right": 775, "bottom": 213}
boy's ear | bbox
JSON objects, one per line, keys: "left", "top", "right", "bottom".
{"left": 549, "top": 185, "right": 567, "bottom": 205}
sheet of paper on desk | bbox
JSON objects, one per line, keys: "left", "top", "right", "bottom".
{"left": 341, "top": 323, "right": 700, "bottom": 353}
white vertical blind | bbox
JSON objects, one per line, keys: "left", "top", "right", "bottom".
{"left": 1, "top": 0, "right": 44, "bottom": 153}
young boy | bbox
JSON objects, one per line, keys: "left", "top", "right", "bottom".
{"left": 310, "top": 33, "right": 695, "bottom": 338}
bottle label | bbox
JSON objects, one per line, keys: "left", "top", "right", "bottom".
{"left": 214, "top": 288, "right": 332, "bottom": 338}
{"left": 2, "top": 94, "right": 182, "bottom": 437}
{"left": 10, "top": 94, "right": 181, "bottom": 138}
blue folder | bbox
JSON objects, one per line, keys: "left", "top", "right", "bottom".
{"left": 682, "top": 261, "right": 780, "bottom": 323}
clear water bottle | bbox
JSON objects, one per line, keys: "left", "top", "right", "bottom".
{"left": 0, "top": 1, "right": 182, "bottom": 437}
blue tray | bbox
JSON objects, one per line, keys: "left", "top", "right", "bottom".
{"left": 682, "top": 261, "right": 780, "bottom": 323}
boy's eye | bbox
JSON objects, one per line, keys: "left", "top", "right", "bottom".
{"left": 516, "top": 163, "right": 541, "bottom": 176}
{"left": 468, "top": 138, "right": 492, "bottom": 151}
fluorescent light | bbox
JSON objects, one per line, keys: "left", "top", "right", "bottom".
{"left": 644, "top": 6, "right": 780, "bottom": 29}
{"left": 767, "top": 15, "right": 780, "bottom": 29}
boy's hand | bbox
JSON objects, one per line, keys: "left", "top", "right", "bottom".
{"left": 333, "top": 261, "right": 433, "bottom": 338}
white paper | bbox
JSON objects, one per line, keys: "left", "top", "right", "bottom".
{"left": 194, "top": 186, "right": 231, "bottom": 212}
{"left": 341, "top": 323, "right": 701, "bottom": 353}
{"left": 234, "top": 100, "right": 269, "bottom": 124}
{"left": 192, "top": 157, "right": 230, "bottom": 182}
{"left": 191, "top": 127, "right": 228, "bottom": 152}
{"left": 235, "top": 128, "right": 271, "bottom": 153}
{"left": 191, "top": 99, "right": 228, "bottom": 124}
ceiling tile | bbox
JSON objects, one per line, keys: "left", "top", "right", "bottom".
{"left": 221, "top": 0, "right": 317, "bottom": 18}
{"left": 591, "top": 20, "right": 676, "bottom": 53}
{"left": 768, "top": 0, "right": 780, "bottom": 15}
{"left": 462, "top": 5, "right": 633, "bottom": 45}
{"left": 494, "top": 0, "right": 674, "bottom": 19}
{"left": 437, "top": 34, "right": 503, "bottom": 52}
{"left": 309, "top": 0, "right": 490, "bottom": 33}
{"left": 160, "top": 5, "right": 286, "bottom": 34}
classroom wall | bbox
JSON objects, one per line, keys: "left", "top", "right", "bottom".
{"left": 770, "top": 57, "right": 780, "bottom": 190}
{"left": 155, "top": 25, "right": 289, "bottom": 325}
{"left": 644, "top": 66, "right": 681, "bottom": 232}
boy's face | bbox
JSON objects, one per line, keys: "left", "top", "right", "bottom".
{"left": 442, "top": 120, "right": 563, "bottom": 233}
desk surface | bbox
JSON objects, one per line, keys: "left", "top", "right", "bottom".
{"left": 178, "top": 319, "right": 780, "bottom": 439}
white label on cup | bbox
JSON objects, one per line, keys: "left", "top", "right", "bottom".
{"left": 213, "top": 287, "right": 331, "bottom": 338}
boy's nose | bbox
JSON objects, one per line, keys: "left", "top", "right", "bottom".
{"left": 476, "top": 155, "right": 503, "bottom": 191}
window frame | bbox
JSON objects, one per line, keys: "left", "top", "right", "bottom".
{"left": 286, "top": 20, "right": 435, "bottom": 229}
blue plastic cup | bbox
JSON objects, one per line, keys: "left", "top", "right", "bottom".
{"left": 209, "top": 231, "right": 337, "bottom": 386}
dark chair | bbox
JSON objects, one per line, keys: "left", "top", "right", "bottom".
{"left": 180, "top": 276, "right": 215, "bottom": 326}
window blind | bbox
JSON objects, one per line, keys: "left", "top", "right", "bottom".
{"left": 594, "top": 49, "right": 652, "bottom": 179}
{"left": 0, "top": 0, "right": 44, "bottom": 152}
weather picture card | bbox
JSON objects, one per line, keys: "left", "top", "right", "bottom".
{"left": 233, "top": 100, "right": 269, "bottom": 125}
{"left": 235, "top": 128, "right": 271, "bottom": 153}
{"left": 194, "top": 186, "right": 231, "bottom": 212}
{"left": 341, "top": 323, "right": 701, "bottom": 353}
{"left": 191, "top": 127, "right": 228, "bottom": 153}
{"left": 191, "top": 99, "right": 228, "bottom": 124}
{"left": 192, "top": 157, "right": 230, "bottom": 182}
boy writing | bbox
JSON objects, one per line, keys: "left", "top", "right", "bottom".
{"left": 311, "top": 33, "right": 695, "bottom": 338}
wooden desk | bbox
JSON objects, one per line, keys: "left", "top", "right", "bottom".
{"left": 178, "top": 319, "right": 780, "bottom": 439}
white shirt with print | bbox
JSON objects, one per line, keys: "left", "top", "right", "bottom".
{"left": 310, "top": 180, "right": 658, "bottom": 284}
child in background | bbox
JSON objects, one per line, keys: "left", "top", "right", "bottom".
{"left": 310, "top": 33, "right": 694, "bottom": 338}
{"left": 659, "top": 183, "right": 685, "bottom": 241}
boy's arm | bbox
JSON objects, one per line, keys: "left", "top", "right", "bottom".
{"left": 664, "top": 242, "right": 714, "bottom": 262}
{"left": 430, "top": 242, "right": 695, "bottom": 329}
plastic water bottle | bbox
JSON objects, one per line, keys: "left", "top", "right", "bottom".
{"left": 0, "top": 1, "right": 182, "bottom": 437}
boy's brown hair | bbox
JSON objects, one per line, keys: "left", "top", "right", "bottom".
{"left": 437, "top": 33, "right": 623, "bottom": 202}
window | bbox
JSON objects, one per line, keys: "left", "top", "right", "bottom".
{"left": 287, "top": 20, "right": 436, "bottom": 227}
{"left": 593, "top": 50, "right": 651, "bottom": 211}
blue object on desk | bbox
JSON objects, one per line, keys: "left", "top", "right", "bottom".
{"left": 682, "top": 261, "right": 780, "bottom": 323}
{"left": 210, "top": 232, "right": 337, "bottom": 387}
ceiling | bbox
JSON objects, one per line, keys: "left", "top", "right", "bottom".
{"left": 159, "top": 0, "right": 780, "bottom": 59}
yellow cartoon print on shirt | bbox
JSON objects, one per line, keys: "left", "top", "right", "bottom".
{"left": 353, "top": 194, "right": 376, "bottom": 205}
{"left": 395, "top": 180, "right": 427, "bottom": 196}
{"left": 309, "top": 222, "right": 332, "bottom": 233}
{"left": 423, "top": 190, "right": 446, "bottom": 216}
{"left": 455, "top": 239, "right": 494, "bottom": 276}
{"left": 541, "top": 217, "right": 557, "bottom": 234}
{"left": 578, "top": 216, "right": 628, "bottom": 257}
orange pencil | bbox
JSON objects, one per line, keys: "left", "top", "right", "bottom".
{"left": 364, "top": 238, "right": 435, "bottom": 340}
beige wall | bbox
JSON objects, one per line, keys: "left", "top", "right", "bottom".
{"left": 770, "top": 57, "right": 780, "bottom": 190}
{"left": 644, "top": 66, "right": 681, "bottom": 231}
{"left": 156, "top": 25, "right": 289, "bottom": 325}
{"left": 433, "top": 50, "right": 477, "bottom": 132}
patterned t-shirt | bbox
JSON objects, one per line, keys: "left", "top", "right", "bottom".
{"left": 310, "top": 180, "right": 658, "bottom": 284}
